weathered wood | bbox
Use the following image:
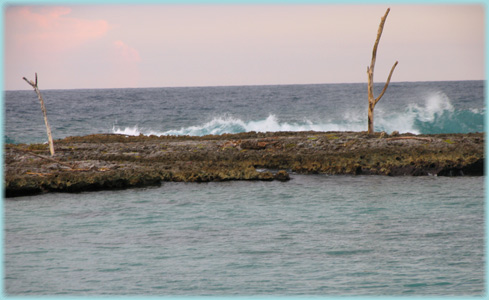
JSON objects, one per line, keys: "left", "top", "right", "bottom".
{"left": 10, "top": 147, "right": 73, "bottom": 169}
{"left": 386, "top": 136, "right": 432, "bottom": 142}
{"left": 23, "top": 73, "right": 55, "bottom": 156}
{"left": 367, "top": 8, "right": 398, "bottom": 134}
{"left": 375, "top": 61, "right": 398, "bottom": 105}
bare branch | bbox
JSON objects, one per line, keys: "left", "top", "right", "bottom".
{"left": 22, "top": 77, "right": 35, "bottom": 88}
{"left": 23, "top": 73, "right": 55, "bottom": 156}
{"left": 369, "top": 8, "right": 390, "bottom": 77}
{"left": 375, "top": 61, "right": 398, "bottom": 105}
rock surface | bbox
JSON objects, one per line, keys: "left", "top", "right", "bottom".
{"left": 4, "top": 131, "right": 484, "bottom": 197}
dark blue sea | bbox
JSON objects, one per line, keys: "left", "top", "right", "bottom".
{"left": 3, "top": 81, "right": 486, "bottom": 296}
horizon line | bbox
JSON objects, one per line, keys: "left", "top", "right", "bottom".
{"left": 4, "top": 78, "right": 486, "bottom": 92}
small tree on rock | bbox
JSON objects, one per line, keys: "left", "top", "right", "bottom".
{"left": 367, "top": 8, "right": 398, "bottom": 134}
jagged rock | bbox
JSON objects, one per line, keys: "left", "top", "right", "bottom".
{"left": 240, "top": 140, "right": 266, "bottom": 150}
{"left": 274, "top": 170, "right": 290, "bottom": 181}
{"left": 4, "top": 131, "right": 484, "bottom": 197}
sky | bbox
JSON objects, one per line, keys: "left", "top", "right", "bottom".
{"left": 3, "top": 3, "right": 486, "bottom": 90}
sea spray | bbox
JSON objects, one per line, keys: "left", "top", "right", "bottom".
{"left": 112, "top": 125, "right": 163, "bottom": 136}
{"left": 113, "top": 114, "right": 366, "bottom": 137}
{"left": 407, "top": 92, "right": 484, "bottom": 134}
{"left": 112, "top": 93, "right": 483, "bottom": 137}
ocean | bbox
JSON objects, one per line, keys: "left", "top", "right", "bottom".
{"left": 4, "top": 81, "right": 485, "bottom": 144}
{"left": 3, "top": 81, "right": 486, "bottom": 296}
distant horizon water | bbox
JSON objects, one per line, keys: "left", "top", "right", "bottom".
{"left": 5, "top": 80, "right": 484, "bottom": 145}
{"left": 6, "top": 79, "right": 485, "bottom": 92}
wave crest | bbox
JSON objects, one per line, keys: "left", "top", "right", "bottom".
{"left": 113, "top": 93, "right": 483, "bottom": 137}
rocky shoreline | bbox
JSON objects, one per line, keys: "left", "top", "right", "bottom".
{"left": 4, "top": 131, "right": 484, "bottom": 198}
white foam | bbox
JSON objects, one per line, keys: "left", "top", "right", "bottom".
{"left": 111, "top": 92, "right": 468, "bottom": 137}
{"left": 113, "top": 125, "right": 141, "bottom": 136}
{"left": 409, "top": 91, "right": 454, "bottom": 123}
{"left": 112, "top": 114, "right": 366, "bottom": 137}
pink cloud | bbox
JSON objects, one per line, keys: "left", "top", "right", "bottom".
{"left": 113, "top": 40, "right": 141, "bottom": 63}
{"left": 5, "top": 6, "right": 109, "bottom": 52}
{"left": 106, "top": 40, "right": 141, "bottom": 87}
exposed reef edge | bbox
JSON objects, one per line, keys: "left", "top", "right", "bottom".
{"left": 4, "top": 131, "right": 484, "bottom": 198}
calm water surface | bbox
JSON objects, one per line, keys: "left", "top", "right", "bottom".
{"left": 4, "top": 175, "right": 484, "bottom": 296}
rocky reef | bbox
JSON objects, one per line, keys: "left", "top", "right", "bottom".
{"left": 4, "top": 131, "right": 484, "bottom": 197}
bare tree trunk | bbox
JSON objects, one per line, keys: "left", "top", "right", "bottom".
{"left": 23, "top": 73, "right": 55, "bottom": 156}
{"left": 367, "top": 8, "right": 398, "bottom": 134}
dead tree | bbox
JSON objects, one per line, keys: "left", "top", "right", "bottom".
{"left": 23, "top": 73, "right": 55, "bottom": 156}
{"left": 367, "top": 8, "right": 398, "bottom": 134}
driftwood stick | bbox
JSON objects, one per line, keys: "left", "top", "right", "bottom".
{"left": 10, "top": 147, "right": 74, "bottom": 169}
{"left": 23, "top": 73, "right": 55, "bottom": 156}
{"left": 386, "top": 136, "right": 432, "bottom": 142}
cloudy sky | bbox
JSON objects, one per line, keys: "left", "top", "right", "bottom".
{"left": 4, "top": 3, "right": 485, "bottom": 90}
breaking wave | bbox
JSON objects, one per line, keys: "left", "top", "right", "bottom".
{"left": 112, "top": 115, "right": 365, "bottom": 137}
{"left": 113, "top": 92, "right": 484, "bottom": 137}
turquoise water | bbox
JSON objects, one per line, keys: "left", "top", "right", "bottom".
{"left": 4, "top": 175, "right": 484, "bottom": 296}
